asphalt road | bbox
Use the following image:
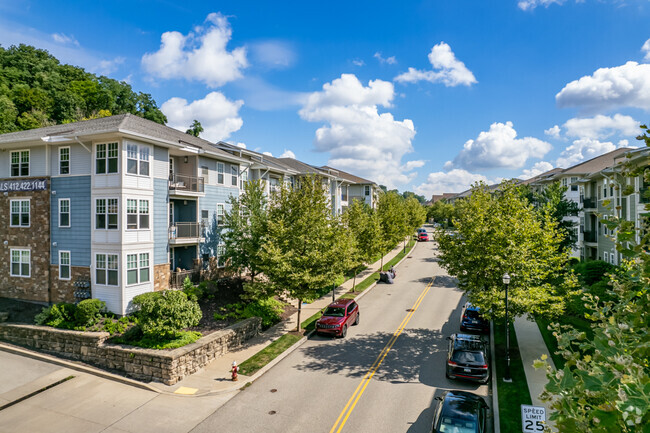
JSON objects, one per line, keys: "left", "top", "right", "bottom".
{"left": 191, "top": 233, "right": 490, "bottom": 433}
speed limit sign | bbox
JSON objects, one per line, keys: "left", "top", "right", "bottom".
{"left": 521, "top": 405, "right": 546, "bottom": 432}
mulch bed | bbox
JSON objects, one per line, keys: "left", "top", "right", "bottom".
{"left": 0, "top": 297, "right": 45, "bottom": 324}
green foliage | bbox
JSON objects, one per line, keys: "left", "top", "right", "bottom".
{"left": 131, "top": 290, "right": 202, "bottom": 338}
{"left": 74, "top": 299, "right": 106, "bottom": 327}
{"left": 376, "top": 191, "right": 409, "bottom": 257}
{"left": 427, "top": 199, "right": 456, "bottom": 227}
{"left": 34, "top": 303, "right": 76, "bottom": 328}
{"left": 182, "top": 278, "right": 205, "bottom": 301}
{"left": 112, "top": 328, "right": 202, "bottom": 350}
{"left": 0, "top": 44, "right": 166, "bottom": 133}
{"left": 532, "top": 181, "right": 580, "bottom": 252}
{"left": 213, "top": 297, "right": 284, "bottom": 329}
{"left": 572, "top": 260, "right": 616, "bottom": 286}
{"left": 185, "top": 119, "right": 203, "bottom": 137}
{"left": 102, "top": 316, "right": 131, "bottom": 335}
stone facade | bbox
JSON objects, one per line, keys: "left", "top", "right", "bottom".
{"left": 0, "top": 184, "right": 51, "bottom": 302}
{"left": 153, "top": 263, "right": 170, "bottom": 292}
{"left": 48, "top": 265, "right": 91, "bottom": 303}
{"left": 0, "top": 317, "right": 261, "bottom": 385}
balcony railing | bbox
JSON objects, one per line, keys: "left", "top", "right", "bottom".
{"left": 583, "top": 198, "right": 596, "bottom": 209}
{"left": 169, "top": 222, "right": 204, "bottom": 240}
{"left": 169, "top": 173, "right": 204, "bottom": 193}
{"left": 583, "top": 230, "right": 597, "bottom": 243}
{"left": 170, "top": 269, "right": 197, "bottom": 289}
{"left": 348, "top": 195, "right": 367, "bottom": 203}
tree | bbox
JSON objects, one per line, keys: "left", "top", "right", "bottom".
{"left": 343, "top": 200, "right": 382, "bottom": 291}
{"left": 376, "top": 191, "right": 408, "bottom": 268}
{"left": 533, "top": 181, "right": 580, "bottom": 252}
{"left": 259, "top": 175, "right": 345, "bottom": 331}
{"left": 535, "top": 125, "right": 650, "bottom": 432}
{"left": 436, "top": 181, "right": 573, "bottom": 320}
{"left": 185, "top": 119, "right": 204, "bottom": 137}
{"left": 427, "top": 199, "right": 456, "bottom": 227}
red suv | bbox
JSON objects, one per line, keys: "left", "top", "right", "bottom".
{"left": 315, "top": 299, "right": 359, "bottom": 338}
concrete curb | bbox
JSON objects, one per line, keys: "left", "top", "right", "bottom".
{"left": 490, "top": 320, "right": 501, "bottom": 433}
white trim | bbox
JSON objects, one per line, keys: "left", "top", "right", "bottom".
{"left": 95, "top": 197, "right": 119, "bottom": 230}
{"left": 126, "top": 252, "right": 150, "bottom": 286}
{"left": 58, "top": 146, "right": 70, "bottom": 175}
{"left": 216, "top": 203, "right": 225, "bottom": 226}
{"left": 125, "top": 198, "right": 150, "bottom": 230}
{"left": 58, "top": 198, "right": 71, "bottom": 228}
{"left": 217, "top": 162, "right": 225, "bottom": 185}
{"left": 9, "top": 198, "right": 30, "bottom": 228}
{"left": 95, "top": 141, "right": 119, "bottom": 175}
{"left": 10, "top": 248, "right": 30, "bottom": 278}
{"left": 9, "top": 149, "right": 30, "bottom": 177}
{"left": 95, "top": 252, "right": 119, "bottom": 286}
{"left": 59, "top": 250, "right": 71, "bottom": 280}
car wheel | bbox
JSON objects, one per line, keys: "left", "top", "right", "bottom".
{"left": 354, "top": 313, "right": 359, "bottom": 325}
{"left": 340, "top": 325, "right": 347, "bottom": 338}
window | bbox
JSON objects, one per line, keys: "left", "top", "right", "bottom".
{"left": 240, "top": 170, "right": 248, "bottom": 189}
{"left": 59, "top": 199, "right": 70, "bottom": 227}
{"left": 603, "top": 183, "right": 608, "bottom": 198}
{"left": 10, "top": 199, "right": 29, "bottom": 227}
{"left": 10, "top": 249, "right": 30, "bottom": 277}
{"left": 59, "top": 251, "right": 71, "bottom": 280}
{"left": 341, "top": 186, "right": 348, "bottom": 201}
{"left": 96, "top": 142, "right": 118, "bottom": 174}
{"left": 96, "top": 198, "right": 118, "bottom": 229}
{"left": 126, "top": 253, "right": 150, "bottom": 285}
{"left": 561, "top": 178, "right": 568, "bottom": 187}
{"left": 139, "top": 200, "right": 149, "bottom": 229}
{"left": 59, "top": 147, "right": 70, "bottom": 175}
{"left": 10, "top": 150, "right": 29, "bottom": 177}
{"left": 570, "top": 177, "right": 578, "bottom": 192}
{"left": 96, "top": 254, "right": 118, "bottom": 286}
{"left": 610, "top": 185, "right": 614, "bottom": 197}
{"left": 126, "top": 143, "right": 150, "bottom": 176}
{"left": 231, "top": 166, "right": 238, "bottom": 186}
{"left": 365, "top": 185, "right": 370, "bottom": 196}
{"left": 217, "top": 204, "right": 225, "bottom": 225}
{"left": 201, "top": 210, "right": 209, "bottom": 232}
{"left": 604, "top": 252, "right": 609, "bottom": 262}
{"left": 217, "top": 244, "right": 226, "bottom": 268}
{"left": 217, "top": 162, "right": 225, "bottom": 184}
{"left": 126, "top": 199, "right": 149, "bottom": 229}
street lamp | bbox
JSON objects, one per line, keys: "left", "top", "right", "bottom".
{"left": 502, "top": 272, "right": 512, "bottom": 382}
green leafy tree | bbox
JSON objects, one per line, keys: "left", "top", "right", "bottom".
{"left": 436, "top": 181, "right": 573, "bottom": 320}
{"left": 405, "top": 197, "right": 427, "bottom": 233}
{"left": 533, "top": 181, "right": 580, "bottom": 252}
{"left": 427, "top": 199, "right": 456, "bottom": 227}
{"left": 376, "top": 191, "right": 408, "bottom": 267}
{"left": 342, "top": 200, "right": 380, "bottom": 291}
{"left": 185, "top": 119, "right": 204, "bottom": 137}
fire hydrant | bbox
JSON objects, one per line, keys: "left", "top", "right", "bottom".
{"left": 231, "top": 361, "right": 239, "bottom": 381}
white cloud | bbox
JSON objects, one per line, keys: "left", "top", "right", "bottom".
{"left": 518, "top": 0, "right": 565, "bottom": 11}
{"left": 374, "top": 52, "right": 397, "bottom": 65}
{"left": 279, "top": 150, "right": 296, "bottom": 159}
{"left": 404, "top": 160, "right": 426, "bottom": 171}
{"left": 235, "top": 142, "right": 247, "bottom": 148}
{"left": 563, "top": 114, "right": 639, "bottom": 139}
{"left": 446, "top": 121, "right": 552, "bottom": 170}
{"left": 556, "top": 61, "right": 650, "bottom": 112}
{"left": 52, "top": 33, "right": 79, "bottom": 46}
{"left": 262, "top": 151, "right": 273, "bottom": 157}
{"left": 249, "top": 40, "right": 295, "bottom": 69}
{"left": 519, "top": 161, "right": 555, "bottom": 180}
{"left": 95, "top": 57, "right": 125, "bottom": 76}
{"left": 299, "top": 74, "right": 416, "bottom": 189}
{"left": 555, "top": 138, "right": 616, "bottom": 168}
{"left": 642, "top": 39, "right": 650, "bottom": 62}
{"left": 544, "top": 125, "right": 561, "bottom": 139}
{"left": 161, "top": 91, "right": 244, "bottom": 142}
{"left": 395, "top": 42, "right": 476, "bottom": 87}
{"left": 234, "top": 76, "right": 308, "bottom": 110}
{"left": 141, "top": 12, "right": 247, "bottom": 87}
{"left": 352, "top": 59, "right": 365, "bottom": 67}
{"left": 414, "top": 169, "right": 492, "bottom": 197}
{"left": 618, "top": 139, "right": 629, "bottom": 147}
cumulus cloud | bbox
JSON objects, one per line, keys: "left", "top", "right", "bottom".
{"left": 446, "top": 121, "right": 552, "bottom": 170}
{"left": 352, "top": 59, "right": 365, "bottom": 67}
{"left": 374, "top": 52, "right": 397, "bottom": 65}
{"left": 142, "top": 12, "right": 247, "bottom": 87}
{"left": 519, "top": 161, "right": 555, "bottom": 180}
{"left": 643, "top": 39, "right": 650, "bottom": 62}
{"left": 518, "top": 0, "right": 565, "bottom": 11}
{"left": 544, "top": 125, "right": 561, "bottom": 139}
{"left": 262, "top": 151, "right": 273, "bottom": 157}
{"left": 395, "top": 42, "right": 476, "bottom": 87}
{"left": 95, "top": 57, "right": 125, "bottom": 76}
{"left": 414, "top": 169, "right": 492, "bottom": 197}
{"left": 556, "top": 62, "right": 650, "bottom": 112}
{"left": 279, "top": 150, "right": 296, "bottom": 159}
{"left": 404, "top": 160, "right": 426, "bottom": 171}
{"left": 555, "top": 138, "right": 617, "bottom": 168}
{"left": 52, "top": 33, "right": 79, "bottom": 46}
{"left": 161, "top": 91, "right": 244, "bottom": 142}
{"left": 250, "top": 40, "right": 295, "bottom": 69}
{"left": 563, "top": 114, "right": 639, "bottom": 139}
{"left": 235, "top": 142, "right": 247, "bottom": 148}
{"left": 299, "top": 74, "right": 416, "bottom": 189}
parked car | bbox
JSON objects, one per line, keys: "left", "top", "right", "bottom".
{"left": 417, "top": 228, "right": 427, "bottom": 234}
{"left": 418, "top": 232, "right": 429, "bottom": 242}
{"left": 430, "top": 390, "right": 489, "bottom": 433}
{"left": 445, "top": 333, "right": 490, "bottom": 384}
{"left": 460, "top": 303, "right": 489, "bottom": 334}
{"left": 315, "top": 299, "right": 359, "bottom": 338}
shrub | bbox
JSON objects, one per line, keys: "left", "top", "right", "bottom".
{"left": 213, "top": 297, "right": 284, "bottom": 329}
{"left": 74, "top": 299, "right": 106, "bottom": 327}
{"left": 574, "top": 260, "right": 615, "bottom": 286}
{"left": 35, "top": 303, "right": 77, "bottom": 329}
{"left": 132, "top": 290, "right": 202, "bottom": 338}
{"left": 183, "top": 280, "right": 204, "bottom": 301}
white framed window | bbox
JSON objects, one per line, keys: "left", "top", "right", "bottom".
{"left": 10, "top": 199, "right": 30, "bottom": 227}
{"left": 604, "top": 252, "right": 609, "bottom": 262}
{"left": 217, "top": 162, "right": 225, "bottom": 184}
{"left": 231, "top": 166, "right": 238, "bottom": 186}
{"left": 59, "top": 147, "right": 70, "bottom": 175}
{"left": 240, "top": 169, "right": 248, "bottom": 189}
{"left": 610, "top": 252, "right": 616, "bottom": 265}
{"left": 365, "top": 185, "right": 370, "bottom": 196}
{"left": 59, "top": 251, "right": 71, "bottom": 280}
{"left": 59, "top": 198, "right": 70, "bottom": 227}
{"left": 10, "top": 150, "right": 29, "bottom": 177}
{"left": 10, "top": 249, "right": 30, "bottom": 277}
{"left": 126, "top": 143, "right": 150, "bottom": 176}
{"left": 127, "top": 199, "right": 150, "bottom": 230}
{"left": 217, "top": 203, "right": 225, "bottom": 225}
{"left": 96, "top": 142, "right": 118, "bottom": 174}
{"left": 126, "top": 253, "right": 150, "bottom": 285}
{"left": 201, "top": 210, "right": 209, "bottom": 232}
{"left": 217, "top": 244, "right": 226, "bottom": 268}
{"left": 96, "top": 253, "right": 118, "bottom": 286}
{"left": 96, "top": 198, "right": 118, "bottom": 229}
{"left": 561, "top": 178, "right": 568, "bottom": 187}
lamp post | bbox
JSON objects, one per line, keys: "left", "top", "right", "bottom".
{"left": 502, "top": 272, "right": 512, "bottom": 382}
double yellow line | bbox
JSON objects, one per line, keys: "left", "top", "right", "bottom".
{"left": 328, "top": 278, "right": 434, "bottom": 433}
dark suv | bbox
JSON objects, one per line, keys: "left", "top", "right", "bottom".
{"left": 460, "top": 303, "right": 489, "bottom": 334}
{"left": 315, "top": 299, "right": 359, "bottom": 338}
{"left": 431, "top": 390, "right": 489, "bottom": 433}
{"left": 446, "top": 333, "right": 490, "bottom": 384}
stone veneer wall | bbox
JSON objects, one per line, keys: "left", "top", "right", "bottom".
{"left": 48, "top": 266, "right": 91, "bottom": 303}
{"left": 153, "top": 263, "right": 170, "bottom": 292}
{"left": 0, "top": 317, "right": 261, "bottom": 385}
{"left": 0, "top": 186, "right": 51, "bottom": 302}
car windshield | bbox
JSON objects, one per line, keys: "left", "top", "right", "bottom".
{"left": 465, "top": 310, "right": 481, "bottom": 319}
{"left": 438, "top": 418, "right": 477, "bottom": 433}
{"left": 452, "top": 351, "right": 485, "bottom": 364}
{"left": 323, "top": 307, "right": 345, "bottom": 317}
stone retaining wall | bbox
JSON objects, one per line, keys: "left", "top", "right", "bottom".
{"left": 0, "top": 317, "right": 261, "bottom": 385}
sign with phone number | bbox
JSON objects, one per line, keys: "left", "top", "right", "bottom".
{"left": 521, "top": 405, "right": 546, "bottom": 432}
{"left": 0, "top": 179, "right": 48, "bottom": 192}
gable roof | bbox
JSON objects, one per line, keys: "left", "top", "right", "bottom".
{"left": 320, "top": 165, "right": 377, "bottom": 185}
{"left": 558, "top": 147, "right": 632, "bottom": 175}
{"left": 276, "top": 157, "right": 332, "bottom": 177}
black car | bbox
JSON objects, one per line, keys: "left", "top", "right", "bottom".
{"left": 446, "top": 333, "right": 490, "bottom": 384}
{"left": 460, "top": 303, "right": 489, "bottom": 334}
{"left": 431, "top": 390, "right": 489, "bottom": 433}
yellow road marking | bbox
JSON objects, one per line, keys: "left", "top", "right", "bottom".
{"left": 329, "top": 278, "right": 434, "bottom": 433}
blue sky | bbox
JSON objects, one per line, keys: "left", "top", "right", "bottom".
{"left": 1, "top": 0, "right": 649, "bottom": 196}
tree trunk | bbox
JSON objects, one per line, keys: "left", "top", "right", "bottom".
{"left": 296, "top": 299, "right": 302, "bottom": 332}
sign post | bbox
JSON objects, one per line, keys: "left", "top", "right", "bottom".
{"left": 521, "top": 405, "right": 546, "bottom": 433}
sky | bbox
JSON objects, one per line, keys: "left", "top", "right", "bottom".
{"left": 1, "top": 0, "right": 649, "bottom": 197}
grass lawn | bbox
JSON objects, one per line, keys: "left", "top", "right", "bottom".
{"left": 238, "top": 333, "right": 302, "bottom": 376}
{"left": 493, "top": 320, "right": 532, "bottom": 433}
{"left": 536, "top": 314, "right": 593, "bottom": 371}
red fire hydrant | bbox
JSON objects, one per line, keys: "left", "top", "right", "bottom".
{"left": 231, "top": 361, "right": 239, "bottom": 381}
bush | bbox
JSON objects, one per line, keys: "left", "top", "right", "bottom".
{"left": 132, "top": 290, "right": 202, "bottom": 338}
{"left": 74, "top": 299, "right": 106, "bottom": 327}
{"left": 183, "top": 280, "right": 204, "bottom": 301}
{"left": 573, "top": 260, "right": 615, "bottom": 286}
{"left": 34, "top": 303, "right": 77, "bottom": 329}
{"left": 213, "top": 297, "right": 284, "bottom": 329}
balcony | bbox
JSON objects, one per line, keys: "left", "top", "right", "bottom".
{"left": 169, "top": 173, "right": 204, "bottom": 195}
{"left": 583, "top": 198, "right": 596, "bottom": 209}
{"left": 348, "top": 195, "right": 368, "bottom": 203}
{"left": 169, "top": 222, "right": 204, "bottom": 245}
{"left": 583, "top": 230, "right": 597, "bottom": 243}
{"left": 170, "top": 269, "right": 198, "bottom": 289}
